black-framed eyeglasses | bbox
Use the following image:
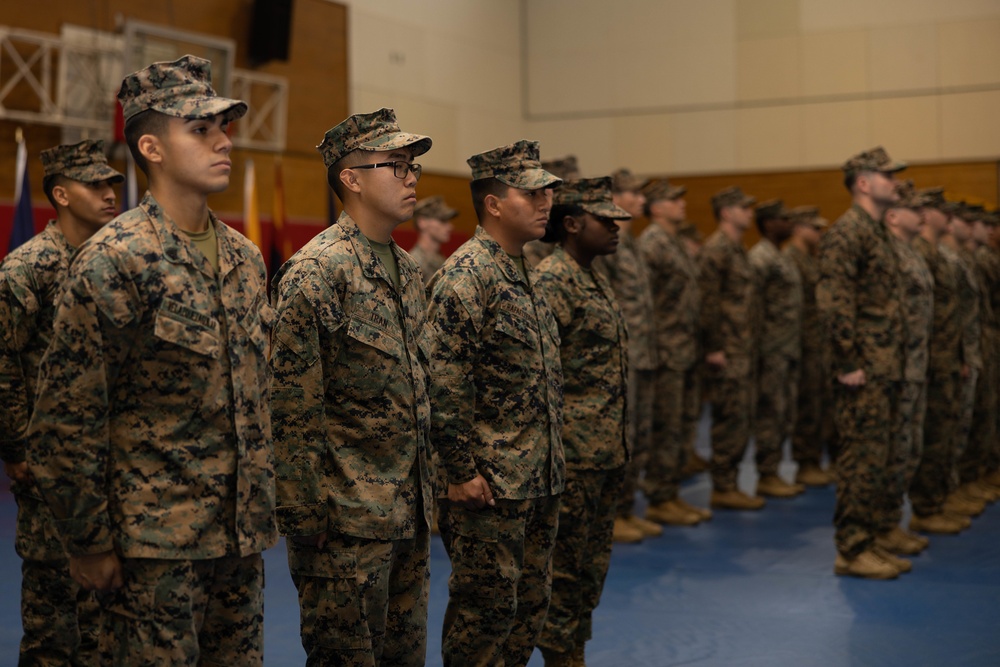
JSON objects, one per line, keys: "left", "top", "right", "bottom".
{"left": 352, "top": 161, "right": 422, "bottom": 181}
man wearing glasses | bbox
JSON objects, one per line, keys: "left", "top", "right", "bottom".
{"left": 269, "top": 108, "right": 435, "bottom": 666}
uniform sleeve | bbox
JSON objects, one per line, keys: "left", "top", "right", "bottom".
{"left": 535, "top": 270, "right": 574, "bottom": 334}
{"left": 27, "top": 249, "right": 139, "bottom": 556}
{"left": 425, "top": 269, "right": 484, "bottom": 486}
{"left": 269, "top": 262, "right": 344, "bottom": 537}
{"left": 817, "top": 225, "right": 860, "bottom": 376}
{"left": 698, "top": 244, "right": 726, "bottom": 355}
{"left": 0, "top": 263, "right": 38, "bottom": 463}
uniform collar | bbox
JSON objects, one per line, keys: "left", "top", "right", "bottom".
{"left": 142, "top": 192, "right": 250, "bottom": 279}
{"left": 338, "top": 211, "right": 415, "bottom": 292}
{"left": 474, "top": 225, "right": 531, "bottom": 287}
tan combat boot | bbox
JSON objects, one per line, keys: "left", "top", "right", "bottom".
{"left": 612, "top": 516, "right": 644, "bottom": 543}
{"left": 796, "top": 464, "right": 832, "bottom": 487}
{"left": 834, "top": 549, "right": 899, "bottom": 579}
{"left": 875, "top": 526, "right": 928, "bottom": 555}
{"left": 646, "top": 499, "right": 701, "bottom": 526}
{"left": 966, "top": 480, "right": 1000, "bottom": 502}
{"left": 872, "top": 545, "right": 912, "bottom": 573}
{"left": 676, "top": 497, "right": 713, "bottom": 521}
{"left": 910, "top": 512, "right": 967, "bottom": 534}
{"left": 628, "top": 514, "right": 664, "bottom": 537}
{"left": 943, "top": 491, "right": 985, "bottom": 517}
{"left": 710, "top": 488, "right": 766, "bottom": 510}
{"left": 756, "top": 474, "right": 805, "bottom": 498}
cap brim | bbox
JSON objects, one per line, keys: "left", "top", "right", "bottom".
{"left": 498, "top": 168, "right": 563, "bottom": 190}
{"left": 617, "top": 175, "right": 647, "bottom": 192}
{"left": 742, "top": 196, "right": 757, "bottom": 207}
{"left": 360, "top": 132, "right": 432, "bottom": 158}
{"left": 64, "top": 165, "right": 126, "bottom": 185}
{"left": 581, "top": 201, "right": 632, "bottom": 220}
{"left": 162, "top": 96, "right": 248, "bottom": 122}
{"left": 667, "top": 185, "right": 687, "bottom": 199}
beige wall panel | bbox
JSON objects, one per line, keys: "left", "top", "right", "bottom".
{"left": 425, "top": 37, "right": 521, "bottom": 117}
{"left": 940, "top": 90, "right": 1000, "bottom": 160}
{"left": 938, "top": 19, "right": 1000, "bottom": 87}
{"left": 868, "top": 96, "right": 941, "bottom": 162}
{"left": 736, "top": 0, "right": 801, "bottom": 39}
{"left": 611, "top": 115, "right": 673, "bottom": 176}
{"left": 736, "top": 36, "right": 802, "bottom": 101}
{"left": 349, "top": 11, "right": 428, "bottom": 99}
{"left": 525, "top": 117, "right": 616, "bottom": 178}
{"left": 735, "top": 106, "right": 802, "bottom": 170}
{"left": 528, "top": 50, "right": 614, "bottom": 116}
{"left": 801, "top": 0, "right": 1000, "bottom": 31}
{"left": 670, "top": 109, "right": 737, "bottom": 174}
{"left": 800, "top": 30, "right": 869, "bottom": 97}
{"left": 868, "top": 24, "right": 939, "bottom": 92}
{"left": 801, "top": 100, "right": 870, "bottom": 167}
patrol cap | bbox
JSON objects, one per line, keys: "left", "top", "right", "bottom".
{"left": 941, "top": 200, "right": 963, "bottom": 217}
{"left": 542, "top": 176, "right": 630, "bottom": 242}
{"left": 413, "top": 195, "right": 458, "bottom": 221}
{"left": 118, "top": 55, "right": 247, "bottom": 124}
{"left": 40, "top": 139, "right": 124, "bottom": 184}
{"left": 711, "top": 186, "right": 756, "bottom": 210}
{"left": 890, "top": 180, "right": 926, "bottom": 210}
{"left": 961, "top": 203, "right": 987, "bottom": 222}
{"left": 541, "top": 155, "right": 580, "bottom": 181}
{"left": 318, "top": 108, "right": 432, "bottom": 170}
{"left": 841, "top": 146, "right": 907, "bottom": 177}
{"left": 468, "top": 140, "right": 562, "bottom": 190}
{"left": 918, "top": 187, "right": 947, "bottom": 210}
{"left": 611, "top": 168, "right": 646, "bottom": 193}
{"left": 789, "top": 205, "right": 828, "bottom": 229}
{"left": 755, "top": 198, "right": 788, "bottom": 223}
{"left": 643, "top": 178, "right": 686, "bottom": 202}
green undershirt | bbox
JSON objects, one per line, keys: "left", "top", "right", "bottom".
{"left": 508, "top": 253, "right": 529, "bottom": 283}
{"left": 368, "top": 237, "right": 400, "bottom": 290}
{"left": 181, "top": 223, "right": 219, "bottom": 273}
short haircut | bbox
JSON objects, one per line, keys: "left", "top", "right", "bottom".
{"left": 42, "top": 174, "right": 67, "bottom": 208}
{"left": 712, "top": 201, "right": 723, "bottom": 221}
{"left": 124, "top": 109, "right": 170, "bottom": 176}
{"left": 547, "top": 203, "right": 586, "bottom": 244}
{"left": 469, "top": 177, "right": 510, "bottom": 223}
{"left": 755, "top": 210, "right": 779, "bottom": 235}
{"left": 326, "top": 149, "right": 367, "bottom": 202}
{"left": 843, "top": 172, "right": 858, "bottom": 192}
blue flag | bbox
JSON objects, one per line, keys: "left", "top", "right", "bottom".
{"left": 9, "top": 134, "right": 34, "bottom": 252}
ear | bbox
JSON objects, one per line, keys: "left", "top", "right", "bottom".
{"left": 563, "top": 215, "right": 583, "bottom": 235}
{"left": 339, "top": 168, "right": 362, "bottom": 195}
{"left": 484, "top": 193, "right": 503, "bottom": 219}
{"left": 51, "top": 183, "right": 71, "bottom": 208}
{"left": 138, "top": 134, "right": 162, "bottom": 167}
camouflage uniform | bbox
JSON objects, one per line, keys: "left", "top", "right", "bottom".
{"left": 269, "top": 111, "right": 434, "bottom": 667}
{"left": 698, "top": 193, "right": 759, "bottom": 493}
{"left": 1, "top": 139, "right": 122, "bottom": 667}
{"left": 638, "top": 216, "right": 701, "bottom": 504}
{"left": 535, "top": 192, "right": 629, "bottom": 656}
{"left": 27, "top": 57, "right": 277, "bottom": 666}
{"left": 410, "top": 196, "right": 457, "bottom": 287}
{"left": 784, "top": 234, "right": 836, "bottom": 470}
{"left": 426, "top": 139, "right": 564, "bottom": 667}
{"left": 910, "top": 235, "right": 963, "bottom": 517}
{"left": 409, "top": 245, "right": 446, "bottom": 285}
{"left": 966, "top": 242, "right": 1000, "bottom": 481}
{"left": 882, "top": 235, "right": 932, "bottom": 528}
{"left": 818, "top": 204, "right": 905, "bottom": 558}
{"left": 946, "top": 243, "right": 982, "bottom": 490}
{"left": 522, "top": 156, "right": 579, "bottom": 268}
{"left": 593, "top": 230, "right": 656, "bottom": 517}
{"left": 748, "top": 232, "right": 803, "bottom": 479}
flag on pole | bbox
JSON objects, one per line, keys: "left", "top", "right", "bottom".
{"left": 270, "top": 157, "right": 292, "bottom": 273}
{"left": 121, "top": 150, "right": 139, "bottom": 213}
{"left": 243, "top": 158, "right": 262, "bottom": 250}
{"left": 9, "top": 129, "right": 35, "bottom": 253}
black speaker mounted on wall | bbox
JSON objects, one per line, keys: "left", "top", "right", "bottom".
{"left": 249, "top": 0, "right": 294, "bottom": 65}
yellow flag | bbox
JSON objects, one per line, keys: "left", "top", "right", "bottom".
{"left": 243, "top": 158, "right": 262, "bottom": 249}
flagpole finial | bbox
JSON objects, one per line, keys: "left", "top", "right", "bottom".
{"left": 15, "top": 127, "right": 23, "bottom": 144}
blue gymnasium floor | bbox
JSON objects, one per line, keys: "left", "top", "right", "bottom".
{"left": 2, "top": 439, "right": 1000, "bottom": 666}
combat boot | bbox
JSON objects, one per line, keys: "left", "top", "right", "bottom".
{"left": 682, "top": 452, "right": 710, "bottom": 478}
{"left": 676, "top": 497, "right": 713, "bottom": 521}
{"left": 612, "top": 516, "right": 644, "bottom": 543}
{"left": 943, "top": 491, "right": 985, "bottom": 517}
{"left": 910, "top": 512, "right": 967, "bottom": 534}
{"left": 834, "top": 549, "right": 899, "bottom": 579}
{"left": 646, "top": 499, "right": 701, "bottom": 525}
{"left": 710, "top": 488, "right": 766, "bottom": 510}
{"left": 966, "top": 480, "right": 1000, "bottom": 502}
{"left": 756, "top": 475, "right": 805, "bottom": 498}
{"left": 875, "top": 526, "right": 928, "bottom": 555}
{"left": 872, "top": 545, "right": 912, "bottom": 573}
{"left": 984, "top": 469, "right": 1000, "bottom": 487}
{"left": 796, "top": 464, "right": 832, "bottom": 487}
{"left": 628, "top": 515, "right": 664, "bottom": 537}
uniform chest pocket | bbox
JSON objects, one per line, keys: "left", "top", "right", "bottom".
{"left": 346, "top": 315, "right": 403, "bottom": 360}
{"left": 494, "top": 311, "right": 540, "bottom": 349}
{"left": 153, "top": 307, "right": 220, "bottom": 359}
